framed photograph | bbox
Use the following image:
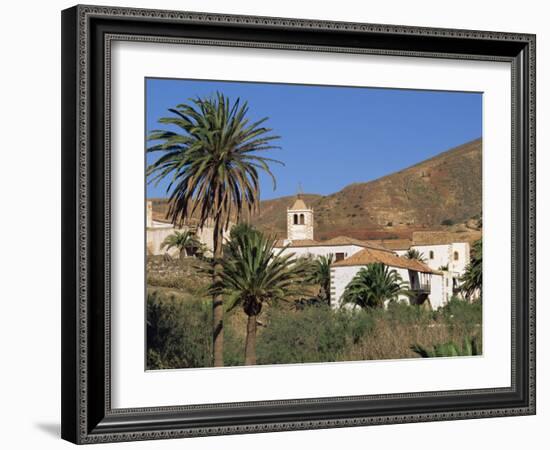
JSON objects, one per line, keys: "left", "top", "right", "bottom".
{"left": 61, "top": 4, "right": 536, "bottom": 444}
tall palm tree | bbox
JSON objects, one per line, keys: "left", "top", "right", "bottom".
{"left": 308, "top": 254, "right": 334, "bottom": 304}
{"left": 460, "top": 238, "right": 482, "bottom": 301}
{"left": 211, "top": 230, "right": 310, "bottom": 365}
{"left": 404, "top": 248, "right": 426, "bottom": 263}
{"left": 147, "top": 93, "right": 281, "bottom": 366}
{"left": 341, "top": 263, "right": 410, "bottom": 309}
{"left": 160, "top": 230, "right": 202, "bottom": 260}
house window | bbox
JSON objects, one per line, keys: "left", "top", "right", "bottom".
{"left": 335, "top": 252, "right": 346, "bottom": 262}
{"left": 453, "top": 251, "right": 459, "bottom": 261}
{"left": 293, "top": 214, "right": 298, "bottom": 225}
{"left": 429, "top": 250, "right": 434, "bottom": 259}
{"left": 299, "top": 213, "right": 305, "bottom": 225}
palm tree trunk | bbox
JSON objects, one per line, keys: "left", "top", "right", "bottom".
{"left": 212, "top": 222, "right": 224, "bottom": 367}
{"left": 244, "top": 314, "right": 257, "bottom": 365}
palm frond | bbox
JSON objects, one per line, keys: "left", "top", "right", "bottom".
{"left": 210, "top": 227, "right": 312, "bottom": 317}
{"left": 341, "top": 263, "right": 410, "bottom": 309}
{"left": 147, "top": 93, "right": 282, "bottom": 229}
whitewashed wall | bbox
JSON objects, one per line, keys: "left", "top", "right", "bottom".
{"left": 330, "top": 265, "right": 361, "bottom": 308}
{"left": 430, "top": 272, "right": 446, "bottom": 309}
{"left": 146, "top": 223, "right": 231, "bottom": 256}
{"left": 277, "top": 244, "right": 364, "bottom": 260}
{"left": 411, "top": 244, "right": 450, "bottom": 271}
{"left": 331, "top": 264, "right": 445, "bottom": 309}
{"left": 411, "top": 243, "right": 470, "bottom": 276}
{"left": 147, "top": 226, "right": 179, "bottom": 256}
{"left": 450, "top": 242, "right": 470, "bottom": 274}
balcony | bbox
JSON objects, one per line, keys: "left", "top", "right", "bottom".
{"left": 411, "top": 283, "right": 431, "bottom": 293}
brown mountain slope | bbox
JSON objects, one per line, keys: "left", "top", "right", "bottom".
{"left": 250, "top": 139, "right": 482, "bottom": 238}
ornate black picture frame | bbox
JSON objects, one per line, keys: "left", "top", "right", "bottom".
{"left": 61, "top": 4, "right": 536, "bottom": 444}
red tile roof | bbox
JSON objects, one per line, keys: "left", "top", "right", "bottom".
{"left": 275, "top": 236, "right": 392, "bottom": 252}
{"left": 332, "top": 247, "right": 439, "bottom": 274}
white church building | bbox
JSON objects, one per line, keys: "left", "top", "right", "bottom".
{"left": 274, "top": 196, "right": 473, "bottom": 309}
{"left": 146, "top": 200, "right": 231, "bottom": 257}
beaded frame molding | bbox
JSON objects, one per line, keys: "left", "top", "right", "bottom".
{"left": 61, "top": 4, "right": 536, "bottom": 444}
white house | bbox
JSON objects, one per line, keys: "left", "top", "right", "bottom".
{"left": 396, "top": 231, "right": 476, "bottom": 304}
{"left": 146, "top": 200, "right": 231, "bottom": 257}
{"left": 274, "top": 196, "right": 474, "bottom": 310}
{"left": 330, "top": 247, "right": 444, "bottom": 308}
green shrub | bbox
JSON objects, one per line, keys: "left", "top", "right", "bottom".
{"left": 223, "top": 323, "right": 245, "bottom": 367}
{"left": 146, "top": 289, "right": 483, "bottom": 369}
{"left": 146, "top": 290, "right": 212, "bottom": 369}
{"left": 438, "top": 297, "right": 482, "bottom": 334}
{"left": 377, "top": 301, "right": 435, "bottom": 325}
{"left": 256, "top": 305, "right": 374, "bottom": 364}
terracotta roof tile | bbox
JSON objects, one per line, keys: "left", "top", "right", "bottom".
{"left": 275, "top": 236, "right": 391, "bottom": 252}
{"left": 323, "top": 236, "right": 384, "bottom": 248}
{"left": 332, "top": 247, "right": 439, "bottom": 274}
{"left": 281, "top": 239, "right": 318, "bottom": 247}
{"left": 374, "top": 239, "right": 412, "bottom": 251}
{"left": 289, "top": 197, "right": 308, "bottom": 210}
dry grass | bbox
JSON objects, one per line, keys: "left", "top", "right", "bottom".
{"left": 343, "top": 321, "right": 478, "bottom": 361}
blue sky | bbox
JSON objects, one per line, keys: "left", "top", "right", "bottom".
{"left": 146, "top": 78, "right": 482, "bottom": 200}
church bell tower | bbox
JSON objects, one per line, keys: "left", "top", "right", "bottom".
{"left": 287, "top": 195, "right": 314, "bottom": 241}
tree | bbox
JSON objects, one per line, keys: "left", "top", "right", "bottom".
{"left": 460, "top": 238, "right": 482, "bottom": 301}
{"left": 160, "top": 230, "right": 202, "bottom": 260}
{"left": 147, "top": 93, "right": 281, "bottom": 366}
{"left": 404, "top": 248, "right": 426, "bottom": 263}
{"left": 224, "top": 222, "right": 258, "bottom": 258}
{"left": 308, "top": 254, "right": 334, "bottom": 305}
{"left": 211, "top": 230, "right": 310, "bottom": 365}
{"left": 341, "top": 263, "right": 410, "bottom": 309}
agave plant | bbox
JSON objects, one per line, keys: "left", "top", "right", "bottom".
{"left": 411, "top": 336, "right": 481, "bottom": 357}
{"left": 341, "top": 263, "right": 410, "bottom": 309}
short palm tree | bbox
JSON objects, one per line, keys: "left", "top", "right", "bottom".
{"left": 404, "top": 248, "right": 426, "bottom": 263}
{"left": 147, "top": 93, "right": 281, "bottom": 366}
{"left": 341, "top": 263, "right": 410, "bottom": 309}
{"left": 308, "top": 254, "right": 334, "bottom": 304}
{"left": 460, "top": 238, "right": 482, "bottom": 301}
{"left": 211, "top": 230, "right": 310, "bottom": 365}
{"left": 161, "top": 230, "right": 201, "bottom": 260}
